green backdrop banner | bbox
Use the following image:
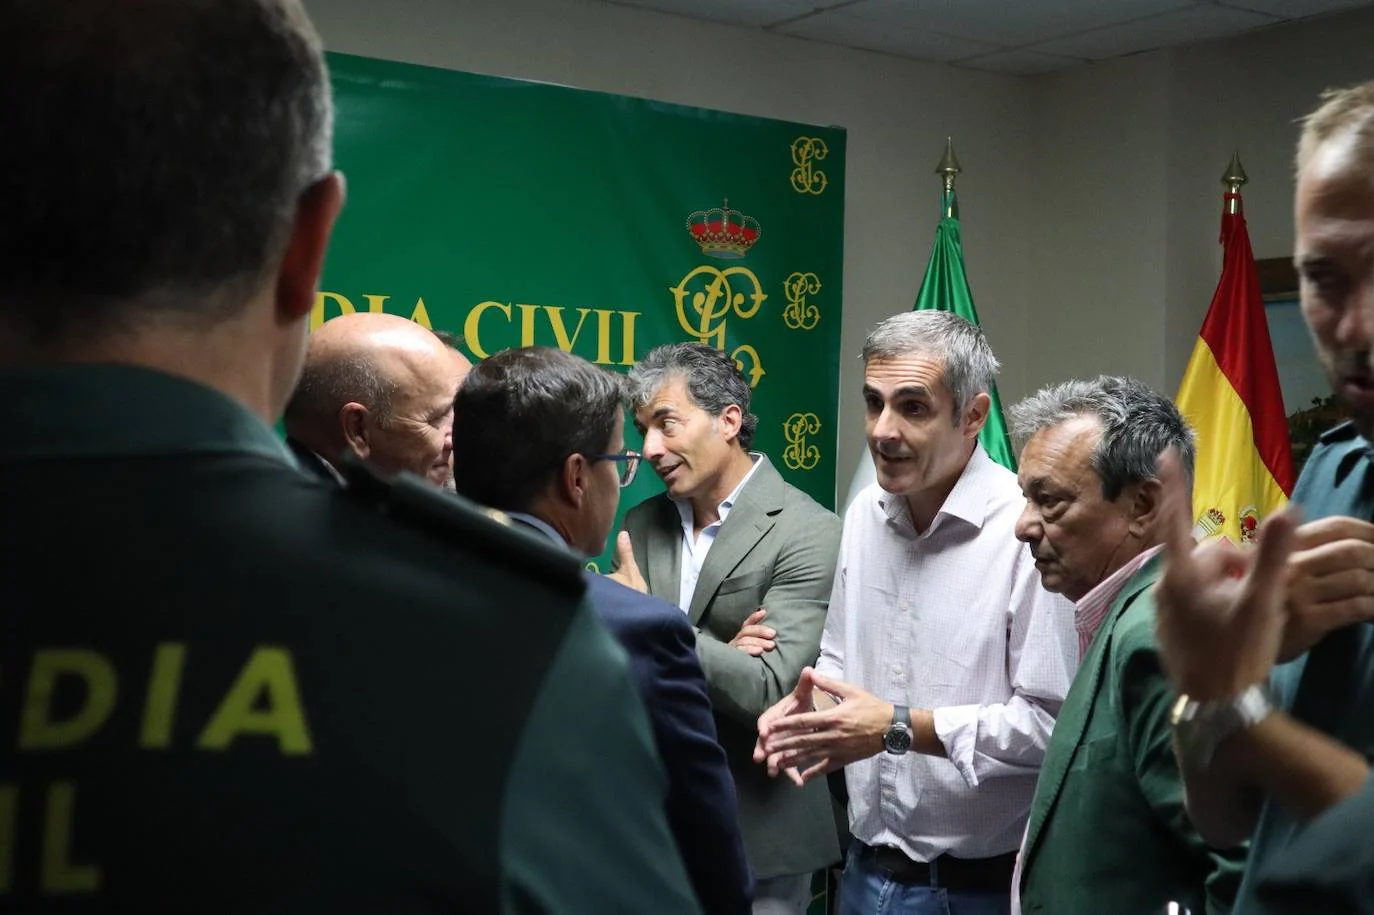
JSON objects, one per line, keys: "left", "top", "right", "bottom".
{"left": 319, "top": 52, "right": 846, "bottom": 570}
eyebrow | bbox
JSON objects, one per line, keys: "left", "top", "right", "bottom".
{"left": 863, "top": 383, "right": 934, "bottom": 400}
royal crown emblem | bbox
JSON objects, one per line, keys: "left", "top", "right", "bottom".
{"left": 1193, "top": 507, "right": 1227, "bottom": 540}
{"left": 686, "top": 199, "right": 761, "bottom": 259}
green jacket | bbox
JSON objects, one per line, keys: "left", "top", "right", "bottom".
{"left": 1019, "top": 556, "right": 1247, "bottom": 915}
{"left": 0, "top": 364, "right": 701, "bottom": 915}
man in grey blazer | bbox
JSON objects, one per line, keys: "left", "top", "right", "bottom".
{"left": 621, "top": 343, "right": 843, "bottom": 915}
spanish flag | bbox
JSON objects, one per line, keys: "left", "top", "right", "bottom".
{"left": 1176, "top": 187, "right": 1295, "bottom": 544}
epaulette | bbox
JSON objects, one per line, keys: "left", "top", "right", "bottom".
{"left": 336, "top": 453, "right": 586, "bottom": 597}
{"left": 1319, "top": 420, "right": 1359, "bottom": 444}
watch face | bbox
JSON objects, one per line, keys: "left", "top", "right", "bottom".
{"left": 885, "top": 726, "right": 913, "bottom": 754}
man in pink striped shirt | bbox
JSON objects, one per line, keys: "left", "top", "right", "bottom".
{"left": 1008, "top": 375, "right": 1247, "bottom": 915}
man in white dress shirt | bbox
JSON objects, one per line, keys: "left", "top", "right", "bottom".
{"left": 755, "top": 310, "right": 1076, "bottom": 915}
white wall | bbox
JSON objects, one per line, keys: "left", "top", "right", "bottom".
{"left": 1025, "top": 5, "right": 1374, "bottom": 405}
{"left": 306, "top": 0, "right": 1038, "bottom": 496}
{"left": 305, "top": 0, "right": 1374, "bottom": 493}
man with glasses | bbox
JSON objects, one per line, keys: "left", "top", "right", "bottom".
{"left": 452, "top": 345, "right": 753, "bottom": 915}
{"left": 622, "top": 342, "right": 843, "bottom": 915}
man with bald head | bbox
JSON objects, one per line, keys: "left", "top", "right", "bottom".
{"left": 283, "top": 312, "right": 471, "bottom": 488}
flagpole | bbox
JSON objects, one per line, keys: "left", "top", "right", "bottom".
{"left": 1223, "top": 150, "right": 1247, "bottom": 210}
{"left": 937, "top": 137, "right": 960, "bottom": 218}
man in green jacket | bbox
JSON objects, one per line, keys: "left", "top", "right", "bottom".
{"left": 0, "top": 1, "right": 699, "bottom": 911}
{"left": 1008, "top": 376, "right": 1247, "bottom": 915}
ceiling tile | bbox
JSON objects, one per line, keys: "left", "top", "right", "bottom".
{"left": 776, "top": 11, "right": 1003, "bottom": 62}
{"left": 601, "top": 0, "right": 852, "bottom": 29}
{"left": 839, "top": 0, "right": 1197, "bottom": 45}
{"left": 1216, "top": 0, "right": 1373, "bottom": 15}
{"left": 1033, "top": 4, "right": 1280, "bottom": 58}
{"left": 954, "top": 48, "right": 1086, "bottom": 74}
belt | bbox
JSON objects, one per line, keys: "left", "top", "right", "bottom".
{"left": 858, "top": 842, "right": 1016, "bottom": 892}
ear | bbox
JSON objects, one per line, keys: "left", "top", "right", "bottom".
{"left": 340, "top": 402, "right": 370, "bottom": 458}
{"left": 718, "top": 403, "right": 743, "bottom": 443}
{"left": 1126, "top": 477, "right": 1165, "bottom": 538}
{"left": 275, "top": 172, "right": 346, "bottom": 324}
{"left": 962, "top": 392, "right": 991, "bottom": 438}
{"left": 560, "top": 453, "right": 591, "bottom": 509}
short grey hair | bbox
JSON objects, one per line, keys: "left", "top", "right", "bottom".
{"left": 625, "top": 343, "right": 758, "bottom": 449}
{"left": 1009, "top": 375, "right": 1196, "bottom": 499}
{"left": 282, "top": 353, "right": 396, "bottom": 434}
{"left": 0, "top": 0, "right": 333, "bottom": 344}
{"left": 861, "top": 311, "right": 1000, "bottom": 418}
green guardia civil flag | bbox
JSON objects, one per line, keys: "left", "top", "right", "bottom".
{"left": 914, "top": 186, "right": 1016, "bottom": 470}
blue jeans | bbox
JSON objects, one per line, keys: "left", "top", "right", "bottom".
{"left": 839, "top": 845, "right": 1010, "bottom": 915}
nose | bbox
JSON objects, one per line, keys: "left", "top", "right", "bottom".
{"left": 869, "top": 404, "right": 899, "bottom": 445}
{"left": 641, "top": 427, "right": 666, "bottom": 461}
{"left": 1013, "top": 501, "right": 1041, "bottom": 545}
{"left": 1336, "top": 286, "right": 1373, "bottom": 349}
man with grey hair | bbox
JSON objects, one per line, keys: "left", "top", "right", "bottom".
{"left": 757, "top": 311, "right": 1074, "bottom": 915}
{"left": 1005, "top": 376, "right": 1245, "bottom": 915}
{"left": 0, "top": 0, "right": 701, "bottom": 911}
{"left": 283, "top": 312, "right": 470, "bottom": 489}
{"left": 621, "top": 341, "right": 843, "bottom": 915}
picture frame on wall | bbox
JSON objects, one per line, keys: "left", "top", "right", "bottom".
{"left": 1257, "top": 257, "right": 1344, "bottom": 473}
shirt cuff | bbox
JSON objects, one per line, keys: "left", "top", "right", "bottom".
{"left": 932, "top": 704, "right": 982, "bottom": 788}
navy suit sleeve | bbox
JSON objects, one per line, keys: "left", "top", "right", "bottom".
{"left": 591, "top": 576, "right": 754, "bottom": 915}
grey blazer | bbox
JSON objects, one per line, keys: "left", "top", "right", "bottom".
{"left": 622, "top": 454, "right": 843, "bottom": 881}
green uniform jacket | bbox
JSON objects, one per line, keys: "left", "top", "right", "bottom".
{"left": 0, "top": 364, "right": 701, "bottom": 915}
{"left": 1019, "top": 557, "right": 1247, "bottom": 915}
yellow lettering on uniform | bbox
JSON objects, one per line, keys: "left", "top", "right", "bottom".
{"left": 462, "top": 301, "right": 511, "bottom": 360}
{"left": 42, "top": 783, "right": 100, "bottom": 894}
{"left": 620, "top": 310, "right": 639, "bottom": 365}
{"left": 19, "top": 650, "right": 117, "bottom": 750}
{"left": 516, "top": 303, "right": 539, "bottom": 348}
{"left": 593, "top": 309, "right": 615, "bottom": 365}
{"left": 196, "top": 648, "right": 312, "bottom": 755}
{"left": 0, "top": 783, "right": 14, "bottom": 892}
{"left": 543, "top": 306, "right": 592, "bottom": 353}
{"left": 362, "top": 294, "right": 389, "bottom": 314}
{"left": 409, "top": 297, "right": 433, "bottom": 329}
{"left": 139, "top": 643, "right": 187, "bottom": 749}
{"left": 311, "top": 291, "right": 356, "bottom": 331}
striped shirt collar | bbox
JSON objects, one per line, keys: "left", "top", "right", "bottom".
{"left": 1074, "top": 544, "right": 1164, "bottom": 658}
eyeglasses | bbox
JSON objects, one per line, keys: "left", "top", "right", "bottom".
{"left": 587, "top": 451, "right": 642, "bottom": 488}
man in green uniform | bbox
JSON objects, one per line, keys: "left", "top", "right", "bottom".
{"left": 0, "top": 1, "right": 699, "bottom": 912}
{"left": 1154, "top": 81, "right": 1374, "bottom": 915}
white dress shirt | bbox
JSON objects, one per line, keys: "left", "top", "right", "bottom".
{"left": 672, "top": 453, "right": 762, "bottom": 612}
{"left": 816, "top": 443, "right": 1077, "bottom": 862}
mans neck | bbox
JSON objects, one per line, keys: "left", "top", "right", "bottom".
{"left": 0, "top": 313, "right": 286, "bottom": 425}
{"left": 689, "top": 447, "right": 755, "bottom": 532}
{"left": 521, "top": 496, "right": 582, "bottom": 554}
{"left": 903, "top": 442, "right": 975, "bottom": 534}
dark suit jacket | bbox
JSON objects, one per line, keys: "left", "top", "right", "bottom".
{"left": 1019, "top": 558, "right": 1246, "bottom": 915}
{"left": 585, "top": 573, "right": 754, "bottom": 915}
{"left": 623, "top": 454, "right": 842, "bottom": 879}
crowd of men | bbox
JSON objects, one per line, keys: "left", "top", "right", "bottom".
{"left": 3, "top": 0, "right": 1374, "bottom": 912}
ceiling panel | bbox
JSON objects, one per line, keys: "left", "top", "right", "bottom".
{"left": 778, "top": 11, "right": 1002, "bottom": 62}
{"left": 1217, "top": 0, "right": 1371, "bottom": 14}
{"left": 839, "top": 0, "right": 1197, "bottom": 45}
{"left": 955, "top": 48, "right": 1088, "bottom": 74}
{"left": 601, "top": 0, "right": 852, "bottom": 29}
{"left": 1035, "top": 4, "right": 1280, "bottom": 58}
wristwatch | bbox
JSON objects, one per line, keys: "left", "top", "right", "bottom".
{"left": 883, "top": 705, "right": 913, "bottom": 755}
{"left": 1170, "top": 683, "right": 1274, "bottom": 771}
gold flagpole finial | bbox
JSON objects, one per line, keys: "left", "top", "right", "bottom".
{"left": 936, "top": 137, "right": 961, "bottom": 217}
{"left": 1222, "top": 150, "right": 1248, "bottom": 214}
